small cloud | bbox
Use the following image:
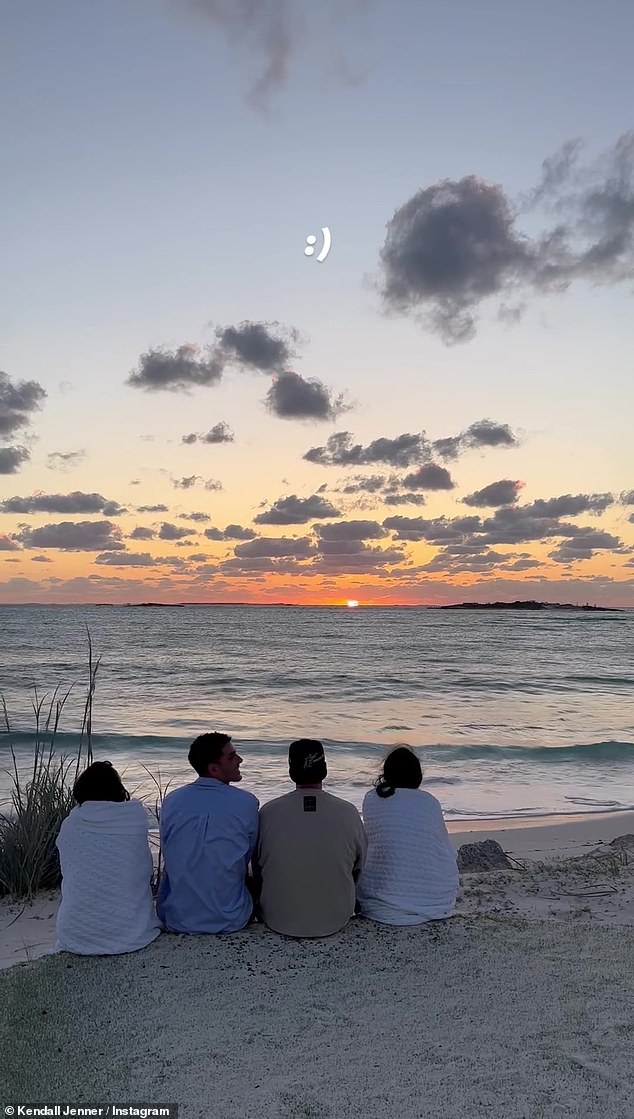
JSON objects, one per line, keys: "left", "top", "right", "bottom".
{"left": 127, "top": 344, "right": 223, "bottom": 392}
{"left": 0, "top": 534, "right": 19, "bottom": 551}
{"left": 463, "top": 480, "right": 523, "bottom": 507}
{"left": 182, "top": 433, "right": 198, "bottom": 445}
{"left": 178, "top": 512, "right": 211, "bottom": 523}
{"left": 216, "top": 321, "right": 298, "bottom": 372}
{"left": 402, "top": 463, "right": 455, "bottom": 491}
{"left": 202, "top": 422, "right": 235, "bottom": 444}
{"left": 136, "top": 504, "right": 169, "bottom": 513}
{"left": 1, "top": 492, "right": 124, "bottom": 516}
{"left": 31, "top": 554, "right": 53, "bottom": 563}
{"left": 204, "top": 524, "right": 257, "bottom": 542}
{"left": 46, "top": 450, "right": 86, "bottom": 471}
{"left": 205, "top": 479, "right": 223, "bottom": 491}
{"left": 266, "top": 372, "right": 349, "bottom": 421}
{"left": 159, "top": 522, "right": 194, "bottom": 541}
{"left": 0, "top": 371, "right": 46, "bottom": 438}
{"left": 254, "top": 494, "right": 341, "bottom": 525}
{"left": 129, "top": 526, "right": 155, "bottom": 540}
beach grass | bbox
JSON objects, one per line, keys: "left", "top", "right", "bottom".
{"left": 0, "top": 634, "right": 100, "bottom": 899}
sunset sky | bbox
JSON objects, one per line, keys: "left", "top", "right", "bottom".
{"left": 1, "top": 0, "right": 633, "bottom": 606}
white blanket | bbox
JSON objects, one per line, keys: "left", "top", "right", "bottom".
{"left": 357, "top": 788, "right": 459, "bottom": 925}
{"left": 56, "top": 799, "right": 161, "bottom": 955}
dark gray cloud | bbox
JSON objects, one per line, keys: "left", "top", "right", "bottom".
{"left": 177, "top": 0, "right": 373, "bottom": 107}
{"left": 216, "top": 321, "right": 297, "bottom": 372}
{"left": 549, "top": 529, "right": 623, "bottom": 564}
{"left": 46, "top": 450, "right": 86, "bottom": 470}
{"left": 17, "top": 520, "right": 125, "bottom": 551}
{"left": 305, "top": 431, "right": 428, "bottom": 467}
{"left": 159, "top": 522, "right": 194, "bottom": 540}
{"left": 0, "top": 447, "right": 30, "bottom": 474}
{"left": 341, "top": 474, "right": 386, "bottom": 494}
{"left": 178, "top": 511, "right": 211, "bottom": 523}
{"left": 127, "top": 344, "right": 223, "bottom": 392}
{"left": 315, "top": 543, "right": 406, "bottom": 570}
{"left": 254, "top": 494, "right": 341, "bottom": 525}
{"left": 234, "top": 536, "right": 315, "bottom": 558}
{"left": 527, "top": 494, "right": 614, "bottom": 517}
{"left": 0, "top": 534, "right": 19, "bottom": 551}
{"left": 433, "top": 420, "right": 519, "bottom": 460}
{"left": 31, "top": 554, "right": 53, "bottom": 563}
{"left": 129, "top": 526, "right": 155, "bottom": 540}
{"left": 620, "top": 490, "right": 634, "bottom": 505}
{"left": 463, "top": 480, "right": 523, "bottom": 507}
{"left": 378, "top": 134, "right": 634, "bottom": 342}
{"left": 0, "top": 371, "right": 46, "bottom": 438}
{"left": 173, "top": 475, "right": 201, "bottom": 490}
{"left": 401, "top": 463, "right": 455, "bottom": 491}
{"left": 266, "top": 372, "right": 348, "bottom": 421}
{"left": 315, "top": 520, "right": 386, "bottom": 541}
{"left": 202, "top": 422, "right": 235, "bottom": 444}
{"left": 0, "top": 492, "right": 125, "bottom": 516}
{"left": 383, "top": 492, "right": 427, "bottom": 507}
{"left": 136, "top": 504, "right": 169, "bottom": 513}
{"left": 183, "top": 423, "right": 235, "bottom": 445}
{"left": 384, "top": 515, "right": 482, "bottom": 543}
{"left": 94, "top": 552, "right": 188, "bottom": 569}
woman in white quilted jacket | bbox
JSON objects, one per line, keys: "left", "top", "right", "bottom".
{"left": 56, "top": 761, "right": 161, "bottom": 955}
{"left": 357, "top": 746, "right": 458, "bottom": 926}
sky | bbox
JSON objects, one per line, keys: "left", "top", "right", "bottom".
{"left": 1, "top": 0, "right": 633, "bottom": 606}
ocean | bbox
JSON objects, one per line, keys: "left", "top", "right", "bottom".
{"left": 1, "top": 603, "right": 633, "bottom": 823}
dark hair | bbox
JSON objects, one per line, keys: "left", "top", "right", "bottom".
{"left": 73, "top": 761, "right": 130, "bottom": 805}
{"left": 188, "top": 732, "right": 232, "bottom": 776}
{"left": 375, "top": 746, "right": 422, "bottom": 799}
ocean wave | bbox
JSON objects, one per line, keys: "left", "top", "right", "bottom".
{"left": 1, "top": 731, "right": 633, "bottom": 766}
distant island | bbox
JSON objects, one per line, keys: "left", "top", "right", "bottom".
{"left": 439, "top": 600, "right": 621, "bottom": 612}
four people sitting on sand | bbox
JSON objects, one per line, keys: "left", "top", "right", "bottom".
{"left": 55, "top": 737, "right": 458, "bottom": 954}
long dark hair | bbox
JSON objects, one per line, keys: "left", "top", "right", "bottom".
{"left": 73, "top": 760, "right": 130, "bottom": 805}
{"left": 375, "top": 746, "right": 423, "bottom": 799}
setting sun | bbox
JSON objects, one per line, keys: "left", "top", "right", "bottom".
{"left": 346, "top": 600, "right": 359, "bottom": 608}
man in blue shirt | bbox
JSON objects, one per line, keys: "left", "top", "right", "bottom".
{"left": 156, "top": 732, "right": 259, "bottom": 934}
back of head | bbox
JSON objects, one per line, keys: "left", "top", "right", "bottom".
{"left": 288, "top": 738, "right": 327, "bottom": 785}
{"left": 73, "top": 760, "right": 130, "bottom": 805}
{"left": 375, "top": 746, "right": 422, "bottom": 799}
{"left": 188, "top": 731, "right": 232, "bottom": 776}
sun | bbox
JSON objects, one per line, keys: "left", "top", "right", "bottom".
{"left": 346, "top": 599, "right": 359, "bottom": 608}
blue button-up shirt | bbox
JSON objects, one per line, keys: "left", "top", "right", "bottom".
{"left": 157, "top": 778, "right": 259, "bottom": 934}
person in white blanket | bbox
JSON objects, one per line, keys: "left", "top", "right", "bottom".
{"left": 357, "top": 746, "right": 458, "bottom": 926}
{"left": 56, "top": 761, "right": 161, "bottom": 955}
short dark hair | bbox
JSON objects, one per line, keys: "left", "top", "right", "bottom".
{"left": 375, "top": 746, "right": 422, "bottom": 799}
{"left": 188, "top": 732, "right": 232, "bottom": 776}
{"left": 73, "top": 760, "right": 130, "bottom": 805}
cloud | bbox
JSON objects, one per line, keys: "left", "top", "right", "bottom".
{"left": 620, "top": 490, "right": 634, "bottom": 505}
{"left": 266, "top": 372, "right": 348, "bottom": 421}
{"left": 176, "top": 0, "right": 373, "bottom": 108}
{"left": 383, "top": 492, "right": 427, "bottom": 507}
{"left": 127, "top": 344, "right": 223, "bottom": 392}
{"left": 216, "top": 321, "right": 297, "bottom": 372}
{"left": 178, "top": 511, "right": 211, "bottom": 523}
{"left": 254, "top": 494, "right": 341, "bottom": 524}
{"left": 463, "top": 480, "right": 523, "bottom": 507}
{"left": 0, "top": 534, "right": 19, "bottom": 551}
{"left": 204, "top": 524, "right": 257, "bottom": 541}
{"left": 181, "top": 433, "right": 198, "bottom": 445}
{"left": 401, "top": 463, "right": 455, "bottom": 491}
{"left": 0, "top": 447, "right": 31, "bottom": 474}
{"left": 31, "top": 554, "right": 53, "bottom": 563}
{"left": 159, "top": 522, "right": 194, "bottom": 540}
{"left": 93, "top": 552, "right": 189, "bottom": 569}
{"left": 315, "top": 520, "right": 386, "bottom": 541}
{"left": 46, "top": 450, "right": 87, "bottom": 471}
{"left": 129, "top": 526, "right": 155, "bottom": 540}
{"left": 172, "top": 475, "right": 200, "bottom": 490}
{"left": 549, "top": 529, "right": 623, "bottom": 564}
{"left": 0, "top": 492, "right": 125, "bottom": 516}
{"left": 305, "top": 431, "right": 429, "bottom": 467}
{"left": 205, "top": 479, "right": 223, "bottom": 491}
{"left": 234, "top": 536, "right": 315, "bottom": 558}
{"left": 377, "top": 134, "right": 634, "bottom": 342}
{"left": 0, "top": 371, "right": 46, "bottom": 438}
{"left": 136, "top": 504, "right": 169, "bottom": 513}
{"left": 203, "top": 422, "right": 235, "bottom": 444}
{"left": 17, "top": 520, "right": 125, "bottom": 551}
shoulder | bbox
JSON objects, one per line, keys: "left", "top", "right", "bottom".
{"left": 230, "top": 786, "right": 259, "bottom": 811}
{"left": 260, "top": 791, "right": 293, "bottom": 816}
{"left": 324, "top": 792, "right": 363, "bottom": 820}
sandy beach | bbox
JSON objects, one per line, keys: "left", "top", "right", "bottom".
{"left": 2, "top": 811, "right": 634, "bottom": 1117}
